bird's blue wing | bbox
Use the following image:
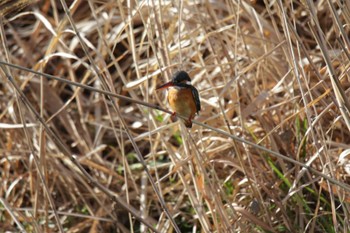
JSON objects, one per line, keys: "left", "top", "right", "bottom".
{"left": 191, "top": 87, "right": 201, "bottom": 113}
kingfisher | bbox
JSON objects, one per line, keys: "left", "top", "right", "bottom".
{"left": 156, "top": 70, "right": 201, "bottom": 128}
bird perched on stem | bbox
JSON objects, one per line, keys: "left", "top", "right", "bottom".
{"left": 156, "top": 71, "right": 201, "bottom": 128}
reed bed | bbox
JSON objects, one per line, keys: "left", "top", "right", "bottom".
{"left": 1, "top": 0, "right": 350, "bottom": 232}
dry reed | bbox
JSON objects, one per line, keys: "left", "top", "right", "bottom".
{"left": 1, "top": 0, "right": 350, "bottom": 232}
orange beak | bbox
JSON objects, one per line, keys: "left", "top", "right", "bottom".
{"left": 156, "top": 81, "right": 174, "bottom": 90}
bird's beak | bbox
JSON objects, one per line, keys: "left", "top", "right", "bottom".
{"left": 156, "top": 81, "right": 174, "bottom": 90}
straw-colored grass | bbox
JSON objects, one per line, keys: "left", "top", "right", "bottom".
{"left": 1, "top": 0, "right": 350, "bottom": 232}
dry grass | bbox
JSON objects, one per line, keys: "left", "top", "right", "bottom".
{"left": 1, "top": 0, "right": 350, "bottom": 232}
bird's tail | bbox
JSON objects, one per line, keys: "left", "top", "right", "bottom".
{"left": 183, "top": 119, "right": 192, "bottom": 128}
{"left": 170, "top": 114, "right": 192, "bottom": 128}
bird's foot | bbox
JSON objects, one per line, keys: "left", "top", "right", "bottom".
{"left": 170, "top": 112, "right": 178, "bottom": 122}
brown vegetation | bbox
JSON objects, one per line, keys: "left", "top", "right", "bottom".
{"left": 1, "top": 0, "right": 350, "bottom": 232}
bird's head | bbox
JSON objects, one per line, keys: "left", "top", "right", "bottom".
{"left": 156, "top": 71, "right": 191, "bottom": 90}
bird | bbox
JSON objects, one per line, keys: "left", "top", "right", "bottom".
{"left": 156, "top": 70, "right": 201, "bottom": 128}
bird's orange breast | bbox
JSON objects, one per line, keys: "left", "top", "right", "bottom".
{"left": 167, "top": 87, "right": 197, "bottom": 120}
